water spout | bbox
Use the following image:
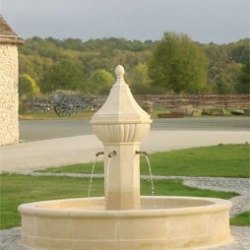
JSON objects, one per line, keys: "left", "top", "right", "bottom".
{"left": 135, "top": 150, "right": 149, "bottom": 156}
{"left": 95, "top": 151, "right": 104, "bottom": 157}
{"left": 108, "top": 150, "right": 116, "bottom": 158}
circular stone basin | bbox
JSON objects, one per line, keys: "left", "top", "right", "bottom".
{"left": 18, "top": 196, "right": 232, "bottom": 250}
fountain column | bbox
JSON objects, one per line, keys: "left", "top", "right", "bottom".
{"left": 91, "top": 65, "right": 152, "bottom": 210}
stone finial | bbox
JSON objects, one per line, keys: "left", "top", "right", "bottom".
{"left": 115, "top": 65, "right": 125, "bottom": 79}
{"left": 114, "top": 65, "right": 126, "bottom": 86}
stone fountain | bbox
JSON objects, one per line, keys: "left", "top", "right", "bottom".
{"left": 19, "top": 65, "right": 231, "bottom": 250}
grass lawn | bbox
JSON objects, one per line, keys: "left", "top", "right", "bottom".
{"left": 230, "top": 211, "right": 250, "bottom": 226}
{"left": 0, "top": 173, "right": 237, "bottom": 229}
{"left": 41, "top": 144, "right": 250, "bottom": 178}
{"left": 1, "top": 144, "right": 248, "bottom": 230}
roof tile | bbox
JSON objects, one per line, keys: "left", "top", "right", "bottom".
{"left": 0, "top": 15, "right": 23, "bottom": 44}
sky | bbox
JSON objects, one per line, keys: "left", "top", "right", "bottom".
{"left": 0, "top": 0, "right": 249, "bottom": 44}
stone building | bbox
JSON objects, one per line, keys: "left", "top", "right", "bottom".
{"left": 0, "top": 15, "right": 23, "bottom": 146}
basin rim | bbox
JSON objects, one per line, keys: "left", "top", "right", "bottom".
{"left": 18, "top": 196, "right": 232, "bottom": 218}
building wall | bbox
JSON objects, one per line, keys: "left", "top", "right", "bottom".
{"left": 0, "top": 44, "right": 19, "bottom": 146}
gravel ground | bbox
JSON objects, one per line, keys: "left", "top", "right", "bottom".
{"left": 0, "top": 226, "right": 249, "bottom": 250}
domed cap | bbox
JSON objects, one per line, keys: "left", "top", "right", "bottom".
{"left": 91, "top": 65, "right": 152, "bottom": 125}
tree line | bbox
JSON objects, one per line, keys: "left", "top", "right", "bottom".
{"left": 18, "top": 33, "right": 249, "bottom": 98}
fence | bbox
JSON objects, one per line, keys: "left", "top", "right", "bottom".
{"left": 20, "top": 95, "right": 250, "bottom": 113}
{"left": 134, "top": 95, "right": 250, "bottom": 109}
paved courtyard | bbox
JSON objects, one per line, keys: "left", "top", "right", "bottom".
{"left": 19, "top": 117, "right": 249, "bottom": 142}
{"left": 1, "top": 130, "right": 248, "bottom": 172}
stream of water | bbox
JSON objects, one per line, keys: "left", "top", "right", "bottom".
{"left": 88, "top": 153, "right": 155, "bottom": 203}
{"left": 144, "top": 155, "right": 155, "bottom": 196}
{"left": 87, "top": 157, "right": 97, "bottom": 197}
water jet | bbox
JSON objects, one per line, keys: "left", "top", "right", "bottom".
{"left": 19, "top": 65, "right": 231, "bottom": 250}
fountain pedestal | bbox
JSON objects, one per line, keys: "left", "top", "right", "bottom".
{"left": 104, "top": 144, "right": 140, "bottom": 209}
{"left": 91, "top": 65, "right": 152, "bottom": 210}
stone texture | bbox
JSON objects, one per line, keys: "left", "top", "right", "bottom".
{"left": 0, "top": 15, "right": 23, "bottom": 146}
{"left": 0, "top": 44, "right": 19, "bottom": 146}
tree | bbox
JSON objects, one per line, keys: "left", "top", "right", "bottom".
{"left": 236, "top": 61, "right": 250, "bottom": 93}
{"left": 230, "top": 38, "right": 250, "bottom": 64}
{"left": 204, "top": 43, "right": 242, "bottom": 94}
{"left": 19, "top": 54, "right": 54, "bottom": 87}
{"left": 88, "top": 69, "right": 114, "bottom": 94}
{"left": 148, "top": 32, "right": 209, "bottom": 93}
{"left": 130, "top": 63, "right": 151, "bottom": 94}
{"left": 19, "top": 36, "right": 247, "bottom": 95}
{"left": 41, "top": 59, "right": 85, "bottom": 93}
{"left": 19, "top": 74, "right": 40, "bottom": 98}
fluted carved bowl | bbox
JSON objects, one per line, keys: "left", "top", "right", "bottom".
{"left": 92, "top": 122, "right": 151, "bottom": 144}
